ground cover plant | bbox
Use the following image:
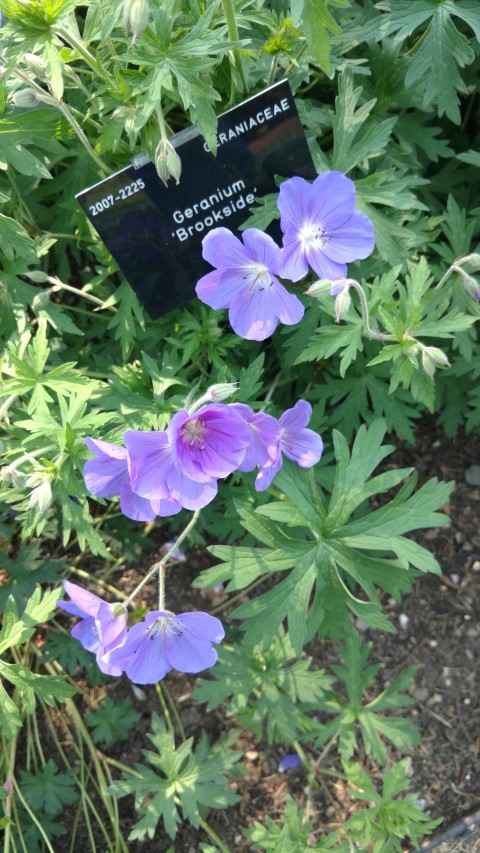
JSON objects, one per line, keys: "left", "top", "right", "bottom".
{"left": 1, "top": 0, "right": 480, "bottom": 850}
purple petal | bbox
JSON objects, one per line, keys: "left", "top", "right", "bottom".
{"left": 307, "top": 172, "right": 356, "bottom": 228}
{"left": 278, "top": 235, "right": 311, "bottom": 282}
{"left": 151, "top": 496, "right": 183, "bottom": 518}
{"left": 229, "top": 286, "right": 279, "bottom": 340}
{"left": 270, "top": 281, "right": 304, "bottom": 326}
{"left": 167, "top": 467, "right": 218, "bottom": 510}
{"left": 305, "top": 246, "right": 347, "bottom": 281}
{"left": 232, "top": 405, "right": 280, "bottom": 472}
{"left": 202, "top": 227, "right": 252, "bottom": 269}
{"left": 278, "top": 176, "right": 313, "bottom": 235}
{"left": 119, "top": 482, "right": 158, "bottom": 521}
{"left": 59, "top": 581, "right": 102, "bottom": 618}
{"left": 166, "top": 612, "right": 225, "bottom": 673}
{"left": 241, "top": 228, "right": 282, "bottom": 273}
{"left": 124, "top": 429, "right": 173, "bottom": 500}
{"left": 280, "top": 400, "right": 312, "bottom": 432}
{"left": 84, "top": 438, "right": 128, "bottom": 497}
{"left": 71, "top": 617, "right": 99, "bottom": 652}
{"left": 278, "top": 753, "right": 302, "bottom": 773}
{"left": 282, "top": 429, "right": 323, "bottom": 468}
{"left": 196, "top": 268, "right": 244, "bottom": 310}
{"left": 170, "top": 405, "right": 250, "bottom": 481}
{"left": 175, "top": 611, "right": 225, "bottom": 643}
{"left": 321, "top": 210, "right": 375, "bottom": 263}
{"left": 255, "top": 455, "right": 283, "bottom": 491}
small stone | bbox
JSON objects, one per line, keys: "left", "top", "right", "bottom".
{"left": 465, "top": 465, "right": 480, "bottom": 486}
{"left": 413, "top": 688, "right": 429, "bottom": 701}
{"left": 464, "top": 698, "right": 471, "bottom": 705}
{"left": 245, "top": 750, "right": 258, "bottom": 761}
{"left": 428, "top": 639, "right": 438, "bottom": 648}
{"left": 473, "top": 561, "right": 480, "bottom": 572}
{"left": 399, "top": 614, "right": 409, "bottom": 631}
{"left": 355, "top": 618, "right": 369, "bottom": 632}
{"left": 450, "top": 573, "right": 460, "bottom": 584}
{"left": 455, "top": 531, "right": 464, "bottom": 544}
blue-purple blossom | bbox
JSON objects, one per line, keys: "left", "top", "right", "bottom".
{"left": 278, "top": 172, "right": 375, "bottom": 282}
{"left": 196, "top": 227, "right": 304, "bottom": 341}
{"left": 278, "top": 753, "right": 302, "bottom": 773}
{"left": 167, "top": 404, "right": 251, "bottom": 481}
{"left": 255, "top": 400, "right": 323, "bottom": 491}
{"left": 106, "top": 610, "right": 225, "bottom": 684}
{"left": 231, "top": 403, "right": 280, "bottom": 472}
{"left": 57, "top": 581, "right": 127, "bottom": 676}
{"left": 84, "top": 437, "right": 182, "bottom": 520}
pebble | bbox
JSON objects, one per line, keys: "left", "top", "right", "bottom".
{"left": 399, "top": 613, "right": 409, "bottom": 631}
{"left": 413, "top": 688, "right": 429, "bottom": 701}
{"left": 473, "top": 561, "right": 480, "bottom": 572}
{"left": 465, "top": 464, "right": 480, "bottom": 486}
{"left": 450, "top": 573, "right": 460, "bottom": 584}
{"left": 428, "top": 639, "right": 438, "bottom": 648}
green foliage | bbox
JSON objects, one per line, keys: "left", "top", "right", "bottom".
{"left": 195, "top": 421, "right": 452, "bottom": 650}
{"left": 315, "top": 629, "right": 419, "bottom": 763}
{"left": 247, "top": 796, "right": 348, "bottom": 851}
{"left": 19, "top": 759, "right": 78, "bottom": 817}
{"left": 108, "top": 714, "right": 243, "bottom": 840}
{"left": 86, "top": 697, "right": 141, "bottom": 746}
{"left": 0, "top": 540, "right": 64, "bottom": 609}
{"left": 193, "top": 628, "right": 333, "bottom": 742}
{"left": 344, "top": 759, "right": 442, "bottom": 852}
{"left": 0, "top": 588, "right": 76, "bottom": 740}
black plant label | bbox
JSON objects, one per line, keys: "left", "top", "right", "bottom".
{"left": 76, "top": 80, "right": 315, "bottom": 319}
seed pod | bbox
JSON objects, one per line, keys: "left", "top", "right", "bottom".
{"left": 154, "top": 138, "right": 181, "bottom": 186}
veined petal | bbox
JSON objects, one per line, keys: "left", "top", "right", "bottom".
{"left": 280, "top": 400, "right": 312, "bottom": 432}
{"left": 270, "top": 280, "right": 304, "bottom": 326}
{"left": 71, "top": 617, "right": 99, "bottom": 653}
{"left": 255, "top": 455, "right": 283, "bottom": 491}
{"left": 84, "top": 438, "right": 128, "bottom": 497}
{"left": 278, "top": 176, "right": 313, "bottom": 234}
{"left": 119, "top": 482, "right": 158, "bottom": 521}
{"left": 202, "top": 227, "right": 252, "bottom": 269}
{"left": 305, "top": 246, "right": 347, "bottom": 281}
{"left": 167, "top": 467, "right": 217, "bottom": 510}
{"left": 307, "top": 171, "right": 356, "bottom": 228}
{"left": 60, "top": 580, "right": 102, "bottom": 618}
{"left": 196, "top": 268, "right": 244, "bottom": 310}
{"left": 228, "top": 286, "right": 279, "bottom": 341}
{"left": 278, "top": 235, "right": 310, "bottom": 282}
{"left": 321, "top": 211, "right": 375, "bottom": 263}
{"left": 241, "top": 228, "right": 282, "bottom": 273}
{"left": 282, "top": 429, "right": 323, "bottom": 468}
{"left": 124, "top": 429, "right": 173, "bottom": 500}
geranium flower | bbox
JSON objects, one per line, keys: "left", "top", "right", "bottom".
{"left": 231, "top": 403, "right": 280, "bottom": 472}
{"left": 106, "top": 610, "right": 225, "bottom": 684}
{"left": 278, "top": 171, "right": 375, "bottom": 282}
{"left": 57, "top": 581, "right": 127, "bottom": 676}
{"left": 255, "top": 400, "right": 323, "bottom": 491}
{"left": 84, "top": 437, "right": 182, "bottom": 520}
{"left": 196, "top": 227, "right": 304, "bottom": 341}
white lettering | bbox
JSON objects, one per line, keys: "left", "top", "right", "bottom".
{"left": 173, "top": 210, "right": 184, "bottom": 224}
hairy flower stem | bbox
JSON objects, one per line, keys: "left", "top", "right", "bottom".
{"left": 47, "top": 276, "right": 116, "bottom": 310}
{"left": 123, "top": 509, "right": 201, "bottom": 608}
{"left": 347, "top": 279, "right": 394, "bottom": 342}
{"left": 198, "top": 817, "right": 233, "bottom": 853}
{"left": 55, "top": 100, "right": 109, "bottom": 173}
{"left": 221, "top": 0, "right": 247, "bottom": 93}
{"left": 54, "top": 25, "right": 115, "bottom": 88}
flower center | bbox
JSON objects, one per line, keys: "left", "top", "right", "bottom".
{"left": 148, "top": 615, "right": 183, "bottom": 641}
{"left": 181, "top": 417, "right": 207, "bottom": 449}
{"left": 243, "top": 263, "right": 272, "bottom": 296}
{"left": 299, "top": 223, "right": 331, "bottom": 248}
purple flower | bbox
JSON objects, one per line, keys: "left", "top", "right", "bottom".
{"left": 278, "top": 172, "right": 375, "bottom": 282}
{"left": 84, "top": 437, "right": 182, "bottom": 520}
{"left": 196, "top": 227, "right": 304, "bottom": 341}
{"left": 57, "top": 581, "right": 127, "bottom": 676}
{"left": 167, "top": 404, "right": 251, "bottom": 481}
{"left": 124, "top": 428, "right": 219, "bottom": 511}
{"left": 278, "top": 753, "right": 302, "bottom": 773}
{"left": 255, "top": 400, "right": 323, "bottom": 491}
{"left": 231, "top": 403, "right": 280, "bottom": 472}
{"left": 106, "top": 610, "right": 225, "bottom": 684}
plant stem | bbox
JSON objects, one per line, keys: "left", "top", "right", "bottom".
{"left": 47, "top": 276, "right": 116, "bottom": 309}
{"left": 199, "top": 817, "right": 233, "bottom": 853}
{"left": 160, "top": 681, "right": 186, "bottom": 742}
{"left": 348, "top": 279, "right": 394, "bottom": 342}
{"left": 221, "top": 0, "right": 247, "bottom": 93}
{"left": 55, "top": 25, "right": 115, "bottom": 88}
{"left": 123, "top": 509, "right": 201, "bottom": 608}
{"left": 55, "top": 100, "right": 109, "bottom": 172}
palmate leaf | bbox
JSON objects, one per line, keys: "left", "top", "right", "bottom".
{"left": 19, "top": 760, "right": 78, "bottom": 817}
{"left": 315, "top": 629, "right": 419, "bottom": 764}
{"left": 193, "top": 628, "right": 332, "bottom": 742}
{"left": 108, "top": 714, "right": 242, "bottom": 841}
{"left": 374, "top": 0, "right": 480, "bottom": 124}
{"left": 0, "top": 540, "right": 65, "bottom": 610}
{"left": 85, "top": 697, "right": 140, "bottom": 746}
{"left": 247, "top": 796, "right": 348, "bottom": 851}
{"left": 195, "top": 421, "right": 452, "bottom": 651}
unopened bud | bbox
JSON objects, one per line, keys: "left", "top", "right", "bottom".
{"left": 305, "top": 279, "right": 334, "bottom": 299}
{"left": 334, "top": 290, "right": 351, "bottom": 323}
{"left": 463, "top": 274, "right": 480, "bottom": 303}
{"left": 31, "top": 289, "right": 53, "bottom": 311}
{"left": 24, "top": 52, "right": 46, "bottom": 78}
{"left": 207, "top": 382, "right": 238, "bottom": 402}
{"left": 154, "top": 138, "right": 181, "bottom": 186}
{"left": 123, "top": 0, "right": 149, "bottom": 41}
{"left": 26, "top": 470, "right": 54, "bottom": 513}
{"left": 12, "top": 88, "right": 55, "bottom": 108}
{"left": 421, "top": 346, "right": 450, "bottom": 378}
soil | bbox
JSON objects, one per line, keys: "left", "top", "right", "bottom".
{"left": 43, "top": 418, "right": 480, "bottom": 851}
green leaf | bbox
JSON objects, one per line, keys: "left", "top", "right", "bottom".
{"left": 19, "top": 760, "right": 78, "bottom": 818}
{"left": 86, "top": 697, "right": 141, "bottom": 746}
{"left": 0, "top": 587, "right": 61, "bottom": 655}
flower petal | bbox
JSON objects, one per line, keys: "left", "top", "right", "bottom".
{"left": 124, "top": 430, "right": 173, "bottom": 500}
{"left": 321, "top": 211, "right": 375, "bottom": 263}
{"left": 278, "top": 176, "right": 313, "bottom": 234}
{"left": 195, "top": 268, "right": 244, "bottom": 310}
{"left": 241, "top": 228, "right": 282, "bottom": 272}
{"left": 119, "top": 482, "right": 158, "bottom": 521}
{"left": 84, "top": 438, "right": 128, "bottom": 497}
{"left": 228, "top": 286, "right": 279, "bottom": 340}
{"left": 59, "top": 580, "right": 102, "bottom": 618}
{"left": 307, "top": 171, "right": 356, "bottom": 228}
{"left": 202, "top": 227, "right": 251, "bottom": 269}
{"left": 278, "top": 235, "right": 310, "bottom": 282}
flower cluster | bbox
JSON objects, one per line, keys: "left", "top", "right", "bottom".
{"left": 84, "top": 399, "right": 323, "bottom": 521}
{"left": 58, "top": 582, "right": 224, "bottom": 685}
{"left": 196, "top": 171, "right": 375, "bottom": 340}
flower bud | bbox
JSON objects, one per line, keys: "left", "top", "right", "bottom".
{"left": 305, "top": 279, "right": 334, "bottom": 299}
{"left": 12, "top": 88, "right": 55, "bottom": 108}
{"left": 334, "top": 290, "right": 351, "bottom": 323}
{"left": 463, "top": 274, "right": 480, "bottom": 303}
{"left": 154, "top": 138, "right": 181, "bottom": 186}
{"left": 206, "top": 382, "right": 238, "bottom": 402}
{"left": 421, "top": 346, "right": 450, "bottom": 378}
{"left": 123, "top": 0, "right": 149, "bottom": 41}
{"left": 26, "top": 471, "right": 54, "bottom": 513}
{"left": 24, "top": 52, "right": 47, "bottom": 78}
